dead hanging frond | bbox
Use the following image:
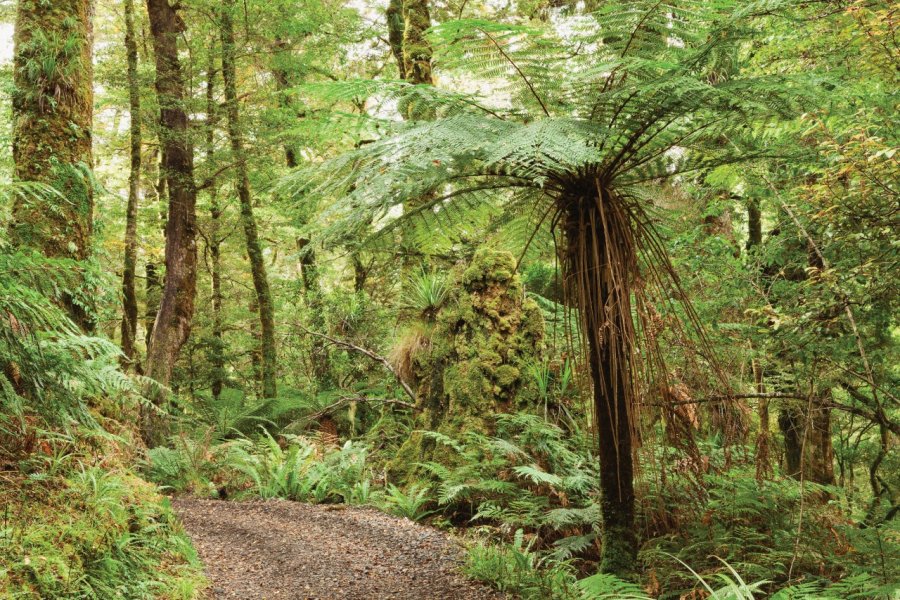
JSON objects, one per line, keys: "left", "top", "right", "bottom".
{"left": 558, "top": 182, "right": 641, "bottom": 481}
{"left": 551, "top": 176, "right": 736, "bottom": 480}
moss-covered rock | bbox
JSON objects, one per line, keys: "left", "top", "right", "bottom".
{"left": 388, "top": 250, "right": 544, "bottom": 482}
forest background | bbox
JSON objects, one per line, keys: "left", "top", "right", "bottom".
{"left": 0, "top": 0, "right": 897, "bottom": 597}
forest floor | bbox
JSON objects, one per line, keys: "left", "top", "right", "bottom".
{"left": 174, "top": 498, "right": 504, "bottom": 600}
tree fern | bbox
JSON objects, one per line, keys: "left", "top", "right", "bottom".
{"left": 286, "top": 0, "right": 807, "bottom": 574}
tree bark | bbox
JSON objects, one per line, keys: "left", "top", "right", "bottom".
{"left": 271, "top": 37, "right": 299, "bottom": 169}
{"left": 11, "top": 0, "right": 95, "bottom": 330}
{"left": 120, "top": 0, "right": 141, "bottom": 369}
{"left": 221, "top": 0, "right": 278, "bottom": 399}
{"left": 778, "top": 395, "right": 835, "bottom": 486}
{"left": 746, "top": 197, "right": 762, "bottom": 251}
{"left": 753, "top": 359, "right": 772, "bottom": 480}
{"left": 144, "top": 0, "right": 199, "bottom": 440}
{"left": 398, "top": 0, "right": 436, "bottom": 271}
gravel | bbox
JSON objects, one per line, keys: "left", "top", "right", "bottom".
{"left": 174, "top": 498, "right": 505, "bottom": 600}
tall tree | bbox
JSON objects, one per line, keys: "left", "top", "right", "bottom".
{"left": 144, "top": 0, "right": 199, "bottom": 435}
{"left": 11, "top": 0, "right": 95, "bottom": 330}
{"left": 120, "top": 0, "right": 142, "bottom": 368}
{"left": 220, "top": 0, "right": 278, "bottom": 399}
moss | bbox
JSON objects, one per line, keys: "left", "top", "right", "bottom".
{"left": 11, "top": 0, "right": 94, "bottom": 259}
{"left": 388, "top": 250, "right": 544, "bottom": 482}
{"left": 0, "top": 417, "right": 206, "bottom": 599}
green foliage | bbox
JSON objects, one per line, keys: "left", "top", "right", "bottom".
{"left": 0, "top": 459, "right": 205, "bottom": 599}
{"left": 577, "top": 573, "right": 651, "bottom": 599}
{"left": 419, "top": 413, "right": 599, "bottom": 557}
{"left": 146, "top": 431, "right": 374, "bottom": 505}
{"left": 400, "top": 268, "right": 449, "bottom": 317}
{"left": 0, "top": 246, "right": 139, "bottom": 432}
{"left": 464, "top": 530, "right": 581, "bottom": 599}
{"left": 380, "top": 483, "right": 436, "bottom": 521}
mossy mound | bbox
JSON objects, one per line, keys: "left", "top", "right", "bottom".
{"left": 388, "top": 249, "right": 544, "bottom": 482}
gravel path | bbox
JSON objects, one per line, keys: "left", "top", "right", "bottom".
{"left": 174, "top": 498, "right": 504, "bottom": 600}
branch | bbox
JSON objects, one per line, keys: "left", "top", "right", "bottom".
{"left": 306, "top": 395, "right": 416, "bottom": 422}
{"left": 300, "top": 327, "right": 417, "bottom": 402}
{"left": 196, "top": 160, "right": 244, "bottom": 191}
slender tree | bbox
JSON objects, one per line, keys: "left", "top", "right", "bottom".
{"left": 120, "top": 0, "right": 142, "bottom": 368}
{"left": 204, "top": 53, "right": 226, "bottom": 401}
{"left": 144, "top": 0, "right": 199, "bottom": 438}
{"left": 220, "top": 0, "right": 278, "bottom": 399}
{"left": 386, "top": 0, "right": 406, "bottom": 79}
{"left": 11, "top": 0, "right": 95, "bottom": 330}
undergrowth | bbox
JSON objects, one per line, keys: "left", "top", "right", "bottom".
{"left": 0, "top": 246, "right": 206, "bottom": 598}
{"left": 143, "top": 411, "right": 898, "bottom": 599}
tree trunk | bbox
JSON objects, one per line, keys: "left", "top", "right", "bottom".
{"left": 563, "top": 191, "right": 637, "bottom": 576}
{"left": 268, "top": 40, "right": 331, "bottom": 389}
{"left": 271, "top": 37, "right": 299, "bottom": 168}
{"left": 11, "top": 0, "right": 94, "bottom": 330}
{"left": 144, "top": 0, "right": 199, "bottom": 441}
{"left": 221, "top": 0, "right": 277, "bottom": 399}
{"left": 778, "top": 395, "right": 835, "bottom": 486}
{"left": 401, "top": 0, "right": 434, "bottom": 86}
{"left": 746, "top": 197, "right": 762, "bottom": 251}
{"left": 120, "top": 0, "right": 141, "bottom": 369}
{"left": 779, "top": 406, "right": 803, "bottom": 478}
{"left": 753, "top": 359, "right": 772, "bottom": 480}
{"left": 807, "top": 396, "right": 835, "bottom": 486}
{"left": 205, "top": 54, "right": 225, "bottom": 401}
{"left": 387, "top": 0, "right": 406, "bottom": 79}
{"left": 145, "top": 262, "right": 160, "bottom": 344}
{"left": 398, "top": 0, "right": 436, "bottom": 271}
{"left": 297, "top": 237, "right": 332, "bottom": 386}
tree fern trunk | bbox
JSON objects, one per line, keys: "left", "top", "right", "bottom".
{"left": 220, "top": 0, "right": 277, "bottom": 399}
{"left": 563, "top": 190, "right": 637, "bottom": 576}
{"left": 120, "top": 0, "right": 141, "bottom": 369}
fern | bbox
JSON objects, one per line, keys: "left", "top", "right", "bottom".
{"left": 577, "top": 573, "right": 651, "bottom": 599}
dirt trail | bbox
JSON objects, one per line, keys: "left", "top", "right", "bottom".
{"left": 174, "top": 498, "right": 504, "bottom": 600}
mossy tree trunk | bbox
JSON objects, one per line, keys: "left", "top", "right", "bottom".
{"left": 386, "top": 0, "right": 406, "bottom": 79}
{"left": 270, "top": 37, "right": 300, "bottom": 170}
{"left": 389, "top": 250, "right": 544, "bottom": 480}
{"left": 120, "top": 0, "right": 141, "bottom": 369}
{"left": 144, "top": 0, "right": 199, "bottom": 442}
{"left": 401, "top": 0, "right": 434, "bottom": 87}
{"left": 11, "top": 0, "right": 95, "bottom": 330}
{"left": 220, "top": 0, "right": 277, "bottom": 399}
{"left": 562, "top": 191, "right": 637, "bottom": 577}
{"left": 778, "top": 395, "right": 835, "bottom": 486}
{"left": 267, "top": 36, "right": 333, "bottom": 388}
{"left": 398, "top": 0, "right": 436, "bottom": 272}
